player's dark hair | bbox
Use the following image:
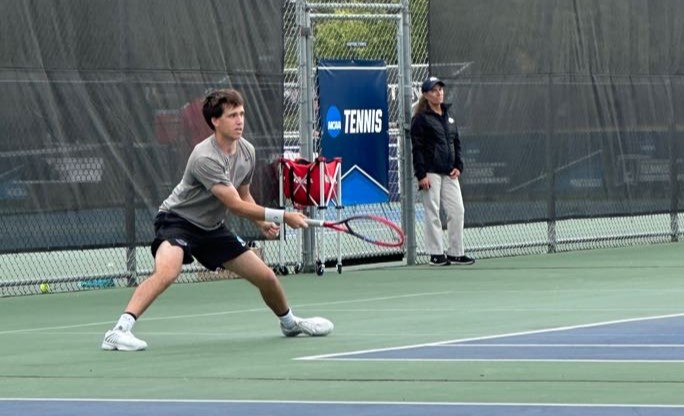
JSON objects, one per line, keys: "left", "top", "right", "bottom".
{"left": 202, "top": 89, "right": 244, "bottom": 131}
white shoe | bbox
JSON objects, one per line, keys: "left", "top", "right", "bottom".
{"left": 281, "top": 317, "right": 334, "bottom": 337}
{"left": 101, "top": 329, "right": 148, "bottom": 351}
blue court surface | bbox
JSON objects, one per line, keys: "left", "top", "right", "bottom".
{"left": 302, "top": 314, "right": 684, "bottom": 362}
{"left": 3, "top": 314, "right": 684, "bottom": 415}
{"left": 2, "top": 399, "right": 684, "bottom": 416}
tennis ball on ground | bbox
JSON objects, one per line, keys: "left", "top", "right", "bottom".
{"left": 39, "top": 283, "right": 51, "bottom": 294}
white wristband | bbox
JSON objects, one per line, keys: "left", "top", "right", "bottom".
{"left": 264, "top": 208, "right": 285, "bottom": 223}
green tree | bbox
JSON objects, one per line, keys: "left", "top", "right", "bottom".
{"left": 314, "top": 12, "right": 397, "bottom": 63}
{"left": 284, "top": 0, "right": 429, "bottom": 67}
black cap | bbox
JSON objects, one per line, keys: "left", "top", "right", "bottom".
{"left": 421, "top": 76, "right": 445, "bottom": 93}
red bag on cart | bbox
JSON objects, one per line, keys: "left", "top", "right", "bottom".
{"left": 280, "top": 157, "right": 341, "bottom": 208}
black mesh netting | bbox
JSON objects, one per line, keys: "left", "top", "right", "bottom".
{"left": 0, "top": 0, "right": 284, "bottom": 252}
{"left": 428, "top": 0, "right": 683, "bottom": 227}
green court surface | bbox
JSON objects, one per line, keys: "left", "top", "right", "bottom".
{"left": 1, "top": 242, "right": 683, "bottom": 405}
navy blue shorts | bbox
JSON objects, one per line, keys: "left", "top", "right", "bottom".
{"left": 151, "top": 211, "right": 249, "bottom": 271}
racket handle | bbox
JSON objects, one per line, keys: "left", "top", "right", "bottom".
{"left": 305, "top": 218, "right": 325, "bottom": 227}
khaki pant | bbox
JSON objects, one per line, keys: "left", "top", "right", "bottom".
{"left": 420, "top": 173, "right": 465, "bottom": 257}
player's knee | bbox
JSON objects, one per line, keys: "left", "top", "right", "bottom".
{"left": 239, "top": 266, "right": 278, "bottom": 289}
{"left": 263, "top": 268, "right": 279, "bottom": 285}
{"left": 257, "top": 269, "right": 281, "bottom": 289}
{"left": 148, "top": 267, "right": 180, "bottom": 287}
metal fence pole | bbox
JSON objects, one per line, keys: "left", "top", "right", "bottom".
{"left": 666, "top": 77, "right": 680, "bottom": 242}
{"left": 399, "top": 0, "right": 416, "bottom": 265}
{"left": 297, "top": 0, "right": 316, "bottom": 271}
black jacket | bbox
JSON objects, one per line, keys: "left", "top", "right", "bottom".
{"left": 410, "top": 103, "right": 464, "bottom": 181}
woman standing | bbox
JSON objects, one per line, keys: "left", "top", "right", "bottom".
{"left": 410, "top": 76, "right": 475, "bottom": 266}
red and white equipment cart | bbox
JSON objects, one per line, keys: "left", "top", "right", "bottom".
{"left": 276, "top": 157, "right": 342, "bottom": 275}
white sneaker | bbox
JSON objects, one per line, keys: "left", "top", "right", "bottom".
{"left": 280, "top": 321, "right": 302, "bottom": 337}
{"left": 281, "top": 316, "right": 334, "bottom": 337}
{"left": 101, "top": 329, "right": 148, "bottom": 351}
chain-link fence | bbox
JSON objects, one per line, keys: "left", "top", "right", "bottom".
{"left": 2, "top": 0, "right": 682, "bottom": 297}
{"left": 427, "top": 0, "right": 683, "bottom": 258}
{"left": 267, "top": 0, "right": 429, "bottom": 274}
{"left": 268, "top": 0, "right": 683, "bottom": 273}
{"left": 0, "top": 0, "right": 286, "bottom": 295}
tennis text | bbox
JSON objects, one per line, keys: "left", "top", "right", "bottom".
{"left": 343, "top": 109, "right": 383, "bottom": 134}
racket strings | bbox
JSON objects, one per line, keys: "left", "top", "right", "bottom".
{"left": 345, "top": 217, "right": 403, "bottom": 245}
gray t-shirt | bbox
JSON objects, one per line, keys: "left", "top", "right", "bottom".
{"left": 160, "top": 135, "right": 256, "bottom": 230}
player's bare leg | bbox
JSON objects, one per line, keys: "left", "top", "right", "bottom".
{"left": 224, "top": 249, "right": 289, "bottom": 315}
{"left": 225, "top": 250, "right": 333, "bottom": 337}
{"left": 101, "top": 242, "right": 184, "bottom": 351}
{"left": 125, "top": 242, "right": 185, "bottom": 317}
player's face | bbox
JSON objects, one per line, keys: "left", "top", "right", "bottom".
{"left": 213, "top": 104, "right": 244, "bottom": 140}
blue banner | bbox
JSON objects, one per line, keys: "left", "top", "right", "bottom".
{"left": 318, "top": 59, "right": 389, "bottom": 205}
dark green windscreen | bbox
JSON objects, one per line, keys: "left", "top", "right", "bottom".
{"left": 428, "top": 0, "right": 683, "bottom": 226}
{"left": 0, "top": 0, "right": 284, "bottom": 251}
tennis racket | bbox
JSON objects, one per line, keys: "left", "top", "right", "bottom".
{"left": 305, "top": 215, "right": 405, "bottom": 248}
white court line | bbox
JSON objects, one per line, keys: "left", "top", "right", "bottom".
{"left": 296, "top": 312, "right": 684, "bottom": 360}
{"left": 441, "top": 344, "right": 684, "bottom": 348}
{"left": 309, "top": 358, "right": 684, "bottom": 363}
{"left": 0, "top": 398, "right": 683, "bottom": 409}
{"left": 0, "top": 291, "right": 451, "bottom": 335}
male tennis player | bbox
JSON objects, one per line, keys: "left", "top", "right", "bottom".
{"left": 102, "top": 89, "right": 333, "bottom": 351}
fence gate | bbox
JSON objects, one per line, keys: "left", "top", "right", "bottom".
{"left": 283, "top": 0, "right": 417, "bottom": 271}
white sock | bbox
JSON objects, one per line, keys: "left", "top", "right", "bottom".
{"left": 278, "top": 309, "right": 296, "bottom": 328}
{"left": 114, "top": 313, "right": 136, "bottom": 332}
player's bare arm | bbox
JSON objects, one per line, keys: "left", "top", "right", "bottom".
{"left": 211, "top": 183, "right": 308, "bottom": 229}
{"left": 237, "top": 183, "right": 280, "bottom": 239}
